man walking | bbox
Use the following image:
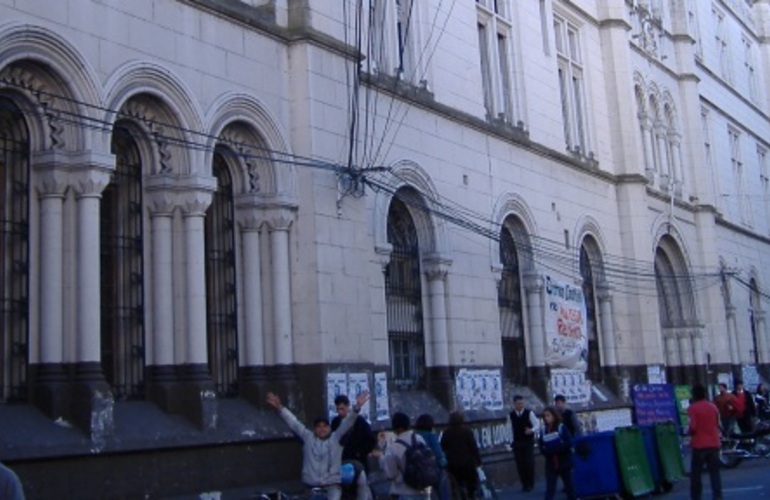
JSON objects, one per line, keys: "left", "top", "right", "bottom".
{"left": 509, "top": 395, "right": 539, "bottom": 492}
{"left": 687, "top": 383, "right": 722, "bottom": 500}
{"left": 554, "top": 394, "right": 582, "bottom": 438}
{"left": 733, "top": 380, "right": 756, "bottom": 433}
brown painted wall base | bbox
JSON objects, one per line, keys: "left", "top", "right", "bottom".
{"left": 11, "top": 440, "right": 303, "bottom": 499}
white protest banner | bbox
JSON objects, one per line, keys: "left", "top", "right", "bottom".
{"left": 550, "top": 368, "right": 591, "bottom": 404}
{"left": 544, "top": 274, "right": 588, "bottom": 370}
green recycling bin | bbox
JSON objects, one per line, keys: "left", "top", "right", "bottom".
{"left": 614, "top": 426, "right": 655, "bottom": 497}
{"left": 655, "top": 421, "right": 686, "bottom": 483}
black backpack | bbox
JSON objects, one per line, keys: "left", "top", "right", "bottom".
{"left": 396, "top": 433, "right": 440, "bottom": 490}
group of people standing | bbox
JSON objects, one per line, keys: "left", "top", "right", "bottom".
{"left": 509, "top": 394, "right": 582, "bottom": 500}
{"left": 714, "top": 379, "right": 770, "bottom": 435}
{"left": 267, "top": 390, "right": 482, "bottom": 500}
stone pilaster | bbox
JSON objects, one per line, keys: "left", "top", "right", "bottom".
{"left": 70, "top": 161, "right": 115, "bottom": 439}
{"left": 31, "top": 159, "right": 69, "bottom": 420}
{"left": 235, "top": 202, "right": 267, "bottom": 406}
{"left": 145, "top": 183, "right": 179, "bottom": 413}
{"left": 523, "top": 273, "right": 547, "bottom": 398}
{"left": 424, "top": 256, "right": 452, "bottom": 409}
{"left": 179, "top": 180, "right": 217, "bottom": 430}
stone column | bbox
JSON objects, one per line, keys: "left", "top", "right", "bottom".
{"left": 726, "top": 305, "right": 740, "bottom": 366}
{"left": 640, "top": 114, "right": 656, "bottom": 180}
{"left": 655, "top": 122, "right": 671, "bottom": 188}
{"left": 596, "top": 283, "right": 621, "bottom": 393}
{"left": 145, "top": 186, "right": 178, "bottom": 412}
{"left": 755, "top": 310, "right": 768, "bottom": 365}
{"left": 236, "top": 203, "right": 267, "bottom": 406}
{"left": 32, "top": 162, "right": 69, "bottom": 420}
{"left": 664, "top": 334, "right": 679, "bottom": 383}
{"left": 70, "top": 163, "right": 114, "bottom": 437}
{"left": 669, "top": 132, "right": 683, "bottom": 195}
{"left": 424, "top": 256, "right": 452, "bottom": 409}
{"left": 524, "top": 273, "right": 547, "bottom": 397}
{"left": 267, "top": 209, "right": 295, "bottom": 371}
{"left": 179, "top": 180, "right": 217, "bottom": 430}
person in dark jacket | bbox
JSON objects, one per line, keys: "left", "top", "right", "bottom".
{"left": 554, "top": 394, "right": 582, "bottom": 438}
{"left": 440, "top": 411, "right": 481, "bottom": 500}
{"left": 331, "top": 394, "right": 376, "bottom": 500}
{"left": 539, "top": 406, "right": 575, "bottom": 500}
{"left": 509, "top": 395, "right": 539, "bottom": 492}
{"left": 415, "top": 414, "right": 449, "bottom": 500}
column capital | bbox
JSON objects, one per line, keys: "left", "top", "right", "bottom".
{"left": 146, "top": 189, "right": 178, "bottom": 216}
{"left": 374, "top": 244, "right": 393, "bottom": 270}
{"left": 70, "top": 166, "right": 112, "bottom": 197}
{"left": 596, "top": 282, "right": 613, "bottom": 302}
{"left": 755, "top": 310, "right": 766, "bottom": 322}
{"left": 264, "top": 207, "right": 296, "bottom": 232}
{"left": 179, "top": 189, "right": 213, "bottom": 217}
{"left": 523, "top": 272, "right": 543, "bottom": 293}
{"left": 33, "top": 164, "right": 68, "bottom": 196}
{"left": 423, "top": 255, "right": 452, "bottom": 281}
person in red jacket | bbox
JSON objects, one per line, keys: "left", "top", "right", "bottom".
{"left": 687, "top": 383, "right": 722, "bottom": 500}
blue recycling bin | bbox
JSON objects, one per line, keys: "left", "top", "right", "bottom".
{"left": 639, "top": 425, "right": 662, "bottom": 488}
{"left": 572, "top": 431, "right": 622, "bottom": 499}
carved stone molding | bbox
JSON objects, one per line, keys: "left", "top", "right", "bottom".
{"left": 179, "top": 189, "right": 213, "bottom": 217}
{"left": 423, "top": 255, "right": 452, "bottom": 281}
{"left": 264, "top": 207, "right": 296, "bottom": 232}
{"left": 70, "top": 167, "right": 112, "bottom": 197}
{"left": 146, "top": 189, "right": 177, "bottom": 216}
{"left": 523, "top": 272, "right": 544, "bottom": 293}
{"left": 32, "top": 163, "right": 68, "bottom": 196}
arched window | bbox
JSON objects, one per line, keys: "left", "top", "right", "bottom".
{"left": 580, "top": 243, "right": 601, "bottom": 382}
{"left": 0, "top": 97, "right": 30, "bottom": 402}
{"left": 385, "top": 196, "right": 425, "bottom": 390}
{"left": 654, "top": 246, "right": 683, "bottom": 328}
{"left": 750, "top": 278, "right": 761, "bottom": 365}
{"left": 205, "top": 151, "right": 239, "bottom": 397}
{"left": 101, "top": 124, "right": 146, "bottom": 399}
{"left": 499, "top": 226, "right": 526, "bottom": 384}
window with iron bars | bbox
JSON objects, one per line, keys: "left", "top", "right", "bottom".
{"left": 101, "top": 125, "right": 146, "bottom": 399}
{"left": 498, "top": 227, "right": 526, "bottom": 384}
{"left": 0, "top": 97, "right": 29, "bottom": 402}
{"left": 205, "top": 152, "right": 239, "bottom": 398}
{"left": 385, "top": 197, "right": 425, "bottom": 390}
{"left": 580, "top": 244, "right": 601, "bottom": 382}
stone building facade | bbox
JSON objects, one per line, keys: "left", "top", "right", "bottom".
{"left": 1, "top": 0, "right": 770, "bottom": 496}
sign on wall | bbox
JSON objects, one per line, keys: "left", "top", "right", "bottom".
{"left": 631, "top": 383, "right": 678, "bottom": 426}
{"left": 374, "top": 372, "right": 390, "bottom": 421}
{"left": 543, "top": 274, "right": 588, "bottom": 371}
{"left": 550, "top": 368, "right": 592, "bottom": 404}
{"left": 455, "top": 368, "right": 504, "bottom": 411}
{"left": 326, "top": 372, "right": 372, "bottom": 421}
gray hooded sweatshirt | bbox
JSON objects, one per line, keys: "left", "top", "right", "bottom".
{"left": 278, "top": 406, "right": 360, "bottom": 487}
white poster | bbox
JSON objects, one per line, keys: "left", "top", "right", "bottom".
{"left": 717, "top": 372, "right": 732, "bottom": 390}
{"left": 544, "top": 275, "right": 588, "bottom": 370}
{"left": 348, "top": 372, "right": 371, "bottom": 421}
{"left": 374, "top": 372, "right": 390, "bottom": 421}
{"left": 550, "top": 368, "right": 592, "bottom": 404}
{"left": 455, "top": 368, "right": 503, "bottom": 411}
{"left": 647, "top": 365, "right": 666, "bottom": 384}
{"left": 742, "top": 365, "right": 760, "bottom": 391}
{"left": 327, "top": 372, "right": 349, "bottom": 421}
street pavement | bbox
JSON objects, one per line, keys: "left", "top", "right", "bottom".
{"left": 171, "top": 455, "right": 770, "bottom": 499}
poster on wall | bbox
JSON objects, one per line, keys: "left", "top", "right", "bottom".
{"left": 455, "top": 368, "right": 503, "bottom": 411}
{"left": 717, "top": 372, "right": 732, "bottom": 391}
{"left": 543, "top": 274, "right": 588, "bottom": 371}
{"left": 550, "top": 368, "right": 592, "bottom": 404}
{"left": 374, "top": 372, "right": 390, "bottom": 421}
{"left": 742, "top": 365, "right": 760, "bottom": 391}
{"left": 647, "top": 365, "right": 666, "bottom": 384}
{"left": 348, "top": 372, "right": 372, "bottom": 421}
{"left": 674, "top": 385, "right": 692, "bottom": 429}
{"left": 327, "top": 372, "right": 349, "bottom": 421}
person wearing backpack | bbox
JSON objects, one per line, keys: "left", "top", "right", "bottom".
{"left": 378, "top": 412, "right": 434, "bottom": 499}
{"left": 539, "top": 406, "right": 575, "bottom": 500}
{"left": 414, "top": 414, "right": 449, "bottom": 500}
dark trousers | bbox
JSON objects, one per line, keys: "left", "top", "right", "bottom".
{"left": 513, "top": 442, "right": 535, "bottom": 490}
{"left": 544, "top": 464, "right": 575, "bottom": 500}
{"left": 690, "top": 447, "right": 722, "bottom": 500}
